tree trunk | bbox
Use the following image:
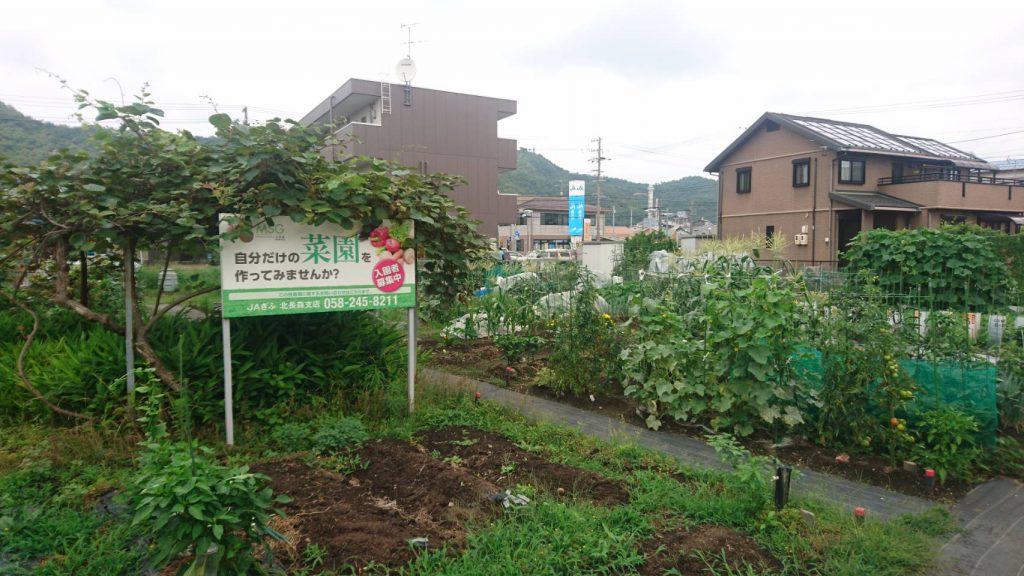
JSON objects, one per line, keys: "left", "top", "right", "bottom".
{"left": 0, "top": 288, "right": 94, "bottom": 422}
{"left": 52, "top": 236, "right": 182, "bottom": 392}
{"left": 79, "top": 251, "right": 89, "bottom": 307}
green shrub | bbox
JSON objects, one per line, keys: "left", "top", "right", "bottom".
{"left": 493, "top": 334, "right": 546, "bottom": 365}
{"left": 0, "top": 308, "right": 407, "bottom": 425}
{"left": 613, "top": 230, "right": 675, "bottom": 278}
{"left": 997, "top": 332, "right": 1024, "bottom": 433}
{"left": 843, "top": 225, "right": 1015, "bottom": 311}
{"left": 270, "top": 422, "right": 313, "bottom": 451}
{"left": 911, "top": 407, "right": 982, "bottom": 484}
{"left": 130, "top": 437, "right": 289, "bottom": 574}
{"left": 990, "top": 436, "right": 1024, "bottom": 477}
{"left": 311, "top": 415, "right": 369, "bottom": 454}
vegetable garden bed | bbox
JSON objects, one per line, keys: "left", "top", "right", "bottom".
{"left": 425, "top": 337, "right": 980, "bottom": 501}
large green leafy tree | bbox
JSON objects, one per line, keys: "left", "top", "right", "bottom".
{"left": 0, "top": 86, "right": 488, "bottom": 419}
{"left": 613, "top": 230, "right": 676, "bottom": 278}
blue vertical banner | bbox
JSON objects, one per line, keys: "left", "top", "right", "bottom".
{"left": 568, "top": 180, "right": 585, "bottom": 239}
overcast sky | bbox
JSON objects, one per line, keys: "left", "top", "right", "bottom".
{"left": 3, "top": 0, "right": 1023, "bottom": 184}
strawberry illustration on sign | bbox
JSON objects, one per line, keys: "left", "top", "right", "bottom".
{"left": 369, "top": 226, "right": 389, "bottom": 248}
{"left": 372, "top": 258, "right": 405, "bottom": 293}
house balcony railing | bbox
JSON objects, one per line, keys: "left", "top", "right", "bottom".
{"left": 879, "top": 172, "right": 1024, "bottom": 187}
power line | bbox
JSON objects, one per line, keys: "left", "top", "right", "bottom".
{"left": 948, "top": 129, "right": 1024, "bottom": 144}
{"left": 0, "top": 93, "right": 292, "bottom": 115}
{"left": 804, "top": 89, "right": 1024, "bottom": 116}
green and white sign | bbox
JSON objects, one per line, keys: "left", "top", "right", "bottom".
{"left": 219, "top": 216, "right": 416, "bottom": 317}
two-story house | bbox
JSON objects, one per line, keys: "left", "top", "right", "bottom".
{"left": 301, "top": 78, "right": 518, "bottom": 237}
{"left": 705, "top": 113, "right": 1024, "bottom": 265}
{"left": 497, "top": 196, "right": 606, "bottom": 252}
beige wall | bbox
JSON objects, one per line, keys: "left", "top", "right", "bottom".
{"left": 718, "top": 124, "right": 834, "bottom": 264}
{"left": 718, "top": 122, "right": 1024, "bottom": 265}
{"left": 882, "top": 180, "right": 1023, "bottom": 212}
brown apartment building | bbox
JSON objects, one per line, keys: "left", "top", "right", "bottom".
{"left": 705, "top": 113, "right": 1024, "bottom": 265}
{"left": 300, "top": 78, "right": 518, "bottom": 236}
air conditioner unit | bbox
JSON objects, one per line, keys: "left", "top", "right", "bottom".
{"left": 794, "top": 233, "right": 809, "bottom": 246}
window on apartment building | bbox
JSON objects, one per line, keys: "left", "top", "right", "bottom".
{"left": 839, "top": 159, "right": 866, "bottom": 185}
{"left": 541, "top": 213, "right": 569, "bottom": 226}
{"left": 736, "top": 167, "right": 752, "bottom": 193}
{"left": 793, "top": 159, "right": 810, "bottom": 187}
{"left": 940, "top": 213, "right": 967, "bottom": 225}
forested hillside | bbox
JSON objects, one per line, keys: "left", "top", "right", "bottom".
{"left": 2, "top": 103, "right": 718, "bottom": 221}
{"left": 0, "top": 102, "right": 95, "bottom": 164}
{"left": 499, "top": 148, "right": 717, "bottom": 221}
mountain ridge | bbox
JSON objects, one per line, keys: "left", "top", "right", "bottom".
{"left": 0, "top": 101, "right": 718, "bottom": 221}
{"left": 499, "top": 148, "right": 717, "bottom": 221}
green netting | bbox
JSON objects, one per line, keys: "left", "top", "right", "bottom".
{"left": 792, "top": 349, "right": 998, "bottom": 445}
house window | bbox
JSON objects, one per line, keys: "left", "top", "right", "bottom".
{"left": 839, "top": 159, "right": 866, "bottom": 184}
{"left": 736, "top": 167, "right": 752, "bottom": 193}
{"left": 765, "top": 120, "right": 780, "bottom": 132}
{"left": 765, "top": 225, "right": 775, "bottom": 243}
{"left": 792, "top": 159, "right": 810, "bottom": 187}
{"left": 541, "top": 213, "right": 568, "bottom": 226}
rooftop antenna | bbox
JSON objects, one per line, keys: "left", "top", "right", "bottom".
{"left": 396, "top": 23, "right": 419, "bottom": 106}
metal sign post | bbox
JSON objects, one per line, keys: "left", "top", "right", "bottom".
{"left": 218, "top": 215, "right": 417, "bottom": 445}
{"left": 407, "top": 306, "right": 416, "bottom": 413}
{"left": 222, "top": 316, "right": 235, "bottom": 445}
{"left": 124, "top": 244, "right": 135, "bottom": 394}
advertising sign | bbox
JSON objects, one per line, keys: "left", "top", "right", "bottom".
{"left": 219, "top": 216, "right": 415, "bottom": 318}
{"left": 568, "top": 180, "right": 586, "bottom": 238}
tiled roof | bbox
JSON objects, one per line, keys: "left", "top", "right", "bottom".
{"left": 517, "top": 196, "right": 604, "bottom": 214}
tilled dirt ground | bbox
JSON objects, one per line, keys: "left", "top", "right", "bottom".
{"left": 416, "top": 425, "right": 630, "bottom": 506}
{"left": 252, "top": 439, "right": 499, "bottom": 571}
{"left": 252, "top": 428, "right": 630, "bottom": 572}
{"left": 638, "top": 523, "right": 782, "bottom": 576}
{"left": 253, "top": 427, "right": 784, "bottom": 574}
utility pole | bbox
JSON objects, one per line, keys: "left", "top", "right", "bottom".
{"left": 242, "top": 106, "right": 249, "bottom": 125}
{"left": 589, "top": 137, "right": 609, "bottom": 239}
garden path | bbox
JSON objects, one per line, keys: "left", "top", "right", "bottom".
{"left": 422, "top": 368, "right": 935, "bottom": 520}
{"left": 423, "top": 369, "right": 1024, "bottom": 574}
{"left": 938, "top": 477, "right": 1024, "bottom": 575}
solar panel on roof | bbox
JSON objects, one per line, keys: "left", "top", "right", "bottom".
{"left": 792, "top": 119, "right": 918, "bottom": 153}
{"left": 896, "top": 136, "right": 973, "bottom": 160}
